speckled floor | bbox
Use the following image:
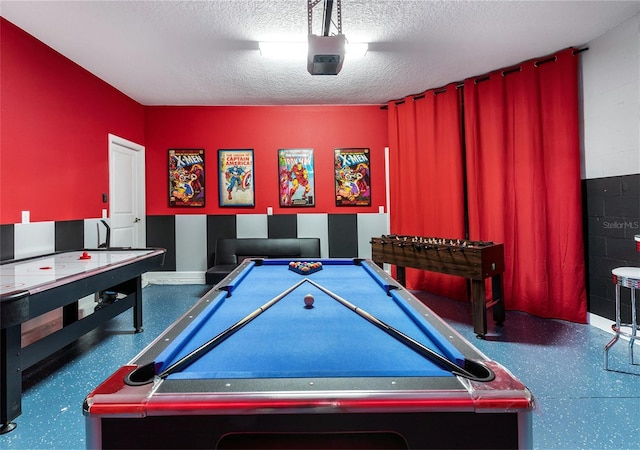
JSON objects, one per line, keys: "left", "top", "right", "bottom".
{"left": 1, "top": 284, "right": 638, "bottom": 450}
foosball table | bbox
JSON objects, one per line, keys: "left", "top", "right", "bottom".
{"left": 371, "top": 235, "right": 505, "bottom": 338}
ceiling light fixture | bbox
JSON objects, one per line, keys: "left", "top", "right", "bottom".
{"left": 259, "top": 41, "right": 307, "bottom": 58}
{"left": 307, "top": 0, "right": 346, "bottom": 75}
{"left": 258, "top": 0, "right": 367, "bottom": 72}
{"left": 258, "top": 41, "right": 368, "bottom": 58}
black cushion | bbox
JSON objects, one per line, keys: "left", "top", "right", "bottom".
{"left": 205, "top": 238, "right": 321, "bottom": 285}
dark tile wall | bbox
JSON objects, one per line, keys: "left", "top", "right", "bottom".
{"left": 0, "top": 224, "right": 15, "bottom": 261}
{"left": 55, "top": 220, "right": 84, "bottom": 251}
{"left": 583, "top": 173, "right": 640, "bottom": 321}
{"left": 206, "top": 215, "right": 237, "bottom": 267}
{"left": 267, "top": 214, "right": 298, "bottom": 238}
{"left": 328, "top": 214, "right": 358, "bottom": 257}
{"left": 146, "top": 216, "right": 177, "bottom": 271}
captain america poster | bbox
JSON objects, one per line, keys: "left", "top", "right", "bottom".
{"left": 218, "top": 149, "right": 254, "bottom": 207}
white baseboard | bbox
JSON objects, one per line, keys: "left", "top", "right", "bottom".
{"left": 588, "top": 312, "right": 613, "bottom": 334}
{"left": 589, "top": 312, "right": 639, "bottom": 346}
{"left": 144, "top": 271, "right": 206, "bottom": 285}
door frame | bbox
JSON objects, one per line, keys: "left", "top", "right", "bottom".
{"left": 108, "top": 133, "right": 146, "bottom": 247}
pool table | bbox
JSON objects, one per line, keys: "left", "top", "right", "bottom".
{"left": 84, "top": 258, "right": 534, "bottom": 449}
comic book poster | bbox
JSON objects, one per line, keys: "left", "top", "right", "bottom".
{"left": 278, "top": 149, "right": 315, "bottom": 207}
{"left": 218, "top": 149, "right": 254, "bottom": 207}
{"left": 169, "top": 149, "right": 205, "bottom": 207}
{"left": 334, "top": 148, "right": 371, "bottom": 206}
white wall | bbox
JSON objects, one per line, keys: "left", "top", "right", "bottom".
{"left": 581, "top": 13, "right": 640, "bottom": 179}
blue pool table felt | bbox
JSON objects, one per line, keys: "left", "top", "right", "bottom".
{"left": 156, "top": 259, "right": 465, "bottom": 380}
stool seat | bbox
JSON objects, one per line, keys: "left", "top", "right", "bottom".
{"left": 604, "top": 267, "right": 640, "bottom": 370}
{"left": 612, "top": 267, "right": 640, "bottom": 288}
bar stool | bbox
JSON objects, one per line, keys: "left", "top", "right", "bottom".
{"left": 604, "top": 266, "right": 640, "bottom": 370}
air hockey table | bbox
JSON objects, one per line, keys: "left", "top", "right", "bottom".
{"left": 0, "top": 247, "right": 165, "bottom": 434}
{"left": 84, "top": 258, "right": 534, "bottom": 449}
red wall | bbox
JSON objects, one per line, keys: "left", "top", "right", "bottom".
{"left": 0, "top": 18, "right": 145, "bottom": 224}
{"left": 0, "top": 18, "right": 388, "bottom": 224}
{"left": 145, "top": 106, "right": 388, "bottom": 215}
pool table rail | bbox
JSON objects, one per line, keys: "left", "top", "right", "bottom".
{"left": 85, "top": 359, "right": 533, "bottom": 417}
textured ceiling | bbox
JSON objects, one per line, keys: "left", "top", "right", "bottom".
{"left": 1, "top": 1, "right": 638, "bottom": 106}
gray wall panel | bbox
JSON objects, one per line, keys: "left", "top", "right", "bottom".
{"left": 84, "top": 219, "right": 110, "bottom": 249}
{"left": 175, "top": 214, "right": 207, "bottom": 271}
{"left": 237, "top": 214, "right": 268, "bottom": 238}
{"left": 14, "top": 222, "right": 55, "bottom": 259}
{"left": 357, "top": 213, "right": 389, "bottom": 259}
{"left": 297, "top": 214, "right": 329, "bottom": 258}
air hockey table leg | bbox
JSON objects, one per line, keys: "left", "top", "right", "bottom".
{"left": 1, "top": 326, "right": 22, "bottom": 434}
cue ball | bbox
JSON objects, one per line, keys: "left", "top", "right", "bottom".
{"left": 304, "top": 294, "right": 314, "bottom": 308}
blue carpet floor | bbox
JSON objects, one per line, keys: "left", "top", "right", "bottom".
{"left": 1, "top": 284, "right": 638, "bottom": 449}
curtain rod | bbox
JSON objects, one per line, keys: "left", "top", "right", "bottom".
{"left": 380, "top": 47, "right": 589, "bottom": 109}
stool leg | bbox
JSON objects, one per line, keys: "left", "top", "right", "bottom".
{"left": 630, "top": 287, "right": 637, "bottom": 365}
{"left": 604, "top": 283, "right": 622, "bottom": 370}
{"left": 616, "top": 283, "right": 622, "bottom": 331}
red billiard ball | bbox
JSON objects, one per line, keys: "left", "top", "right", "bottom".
{"left": 304, "top": 294, "right": 314, "bottom": 308}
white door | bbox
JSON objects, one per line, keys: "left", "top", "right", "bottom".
{"left": 108, "top": 134, "right": 145, "bottom": 248}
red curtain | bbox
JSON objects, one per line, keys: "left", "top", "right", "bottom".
{"left": 464, "top": 49, "right": 587, "bottom": 322}
{"left": 387, "top": 84, "right": 466, "bottom": 300}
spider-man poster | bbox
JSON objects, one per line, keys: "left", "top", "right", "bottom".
{"left": 169, "top": 148, "right": 205, "bottom": 207}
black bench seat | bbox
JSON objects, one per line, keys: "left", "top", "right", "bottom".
{"left": 205, "top": 238, "right": 321, "bottom": 285}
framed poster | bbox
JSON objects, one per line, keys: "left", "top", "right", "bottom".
{"left": 278, "top": 148, "right": 315, "bottom": 207}
{"left": 334, "top": 148, "right": 371, "bottom": 206}
{"left": 218, "top": 149, "right": 254, "bottom": 207}
{"left": 169, "top": 148, "right": 205, "bottom": 207}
